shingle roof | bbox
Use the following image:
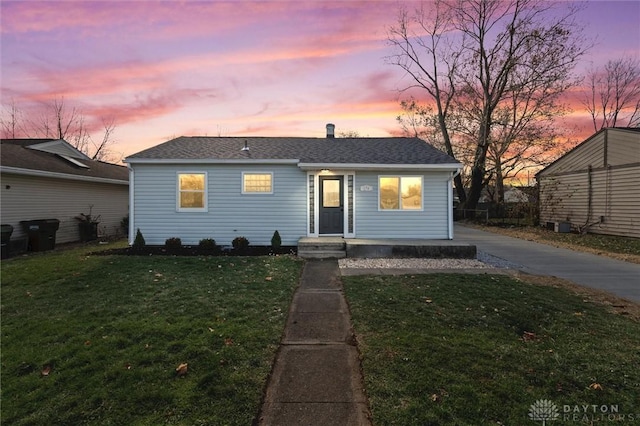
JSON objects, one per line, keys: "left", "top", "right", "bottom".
{"left": 125, "top": 136, "right": 460, "bottom": 166}
{"left": 1, "top": 139, "right": 129, "bottom": 183}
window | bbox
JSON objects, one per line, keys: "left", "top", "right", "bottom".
{"left": 242, "top": 172, "right": 273, "bottom": 194}
{"left": 177, "top": 172, "right": 207, "bottom": 211}
{"left": 379, "top": 176, "right": 422, "bottom": 210}
{"left": 322, "top": 179, "right": 341, "bottom": 207}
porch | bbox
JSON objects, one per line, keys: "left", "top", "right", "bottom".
{"left": 298, "top": 237, "right": 476, "bottom": 260}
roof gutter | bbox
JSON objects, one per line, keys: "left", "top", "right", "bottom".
{"left": 297, "top": 162, "right": 462, "bottom": 171}
{"left": 447, "top": 169, "right": 461, "bottom": 240}
{"left": 0, "top": 166, "right": 128, "bottom": 185}
{"left": 124, "top": 158, "right": 299, "bottom": 165}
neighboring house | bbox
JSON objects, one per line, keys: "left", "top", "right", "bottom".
{"left": 1, "top": 139, "right": 129, "bottom": 246}
{"left": 504, "top": 187, "right": 531, "bottom": 203}
{"left": 537, "top": 128, "right": 640, "bottom": 238}
{"left": 124, "top": 125, "right": 461, "bottom": 246}
{"left": 478, "top": 185, "right": 533, "bottom": 203}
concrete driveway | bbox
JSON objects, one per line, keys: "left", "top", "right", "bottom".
{"left": 454, "top": 224, "right": 640, "bottom": 302}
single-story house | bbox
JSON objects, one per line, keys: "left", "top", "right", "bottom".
{"left": 1, "top": 139, "right": 129, "bottom": 248}
{"left": 124, "top": 125, "right": 461, "bottom": 246}
{"left": 537, "top": 127, "right": 640, "bottom": 238}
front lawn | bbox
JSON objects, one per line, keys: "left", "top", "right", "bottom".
{"left": 344, "top": 274, "right": 640, "bottom": 425}
{"left": 1, "top": 246, "right": 302, "bottom": 425}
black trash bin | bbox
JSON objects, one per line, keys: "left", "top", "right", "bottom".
{"left": 1, "top": 224, "right": 13, "bottom": 259}
{"left": 19, "top": 219, "right": 60, "bottom": 252}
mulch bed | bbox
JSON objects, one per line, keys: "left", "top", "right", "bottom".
{"left": 91, "top": 246, "right": 297, "bottom": 257}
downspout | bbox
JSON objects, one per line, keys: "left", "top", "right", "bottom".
{"left": 127, "top": 164, "right": 135, "bottom": 245}
{"left": 448, "top": 168, "right": 461, "bottom": 239}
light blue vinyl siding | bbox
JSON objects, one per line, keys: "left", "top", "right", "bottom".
{"left": 354, "top": 171, "right": 450, "bottom": 239}
{"left": 132, "top": 164, "right": 307, "bottom": 245}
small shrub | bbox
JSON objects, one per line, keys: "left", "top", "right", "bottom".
{"left": 165, "top": 237, "right": 182, "bottom": 251}
{"left": 198, "top": 238, "right": 217, "bottom": 251}
{"left": 120, "top": 215, "right": 129, "bottom": 233}
{"left": 133, "top": 228, "right": 146, "bottom": 249}
{"left": 232, "top": 236, "right": 250, "bottom": 252}
{"left": 271, "top": 230, "right": 282, "bottom": 250}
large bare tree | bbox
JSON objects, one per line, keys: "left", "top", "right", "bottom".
{"left": 388, "top": 0, "right": 589, "bottom": 210}
{"left": 0, "top": 97, "right": 119, "bottom": 161}
{"left": 584, "top": 58, "right": 640, "bottom": 131}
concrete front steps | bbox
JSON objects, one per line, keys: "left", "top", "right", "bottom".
{"left": 298, "top": 237, "right": 346, "bottom": 259}
{"left": 298, "top": 237, "right": 476, "bottom": 260}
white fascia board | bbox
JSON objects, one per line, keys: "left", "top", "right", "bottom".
{"left": 0, "top": 166, "right": 128, "bottom": 185}
{"left": 297, "top": 162, "right": 461, "bottom": 171}
{"left": 27, "top": 139, "right": 92, "bottom": 160}
{"left": 124, "top": 158, "right": 299, "bottom": 165}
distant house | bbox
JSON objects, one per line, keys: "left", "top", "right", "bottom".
{"left": 478, "top": 185, "right": 533, "bottom": 203}
{"left": 1, "top": 139, "right": 129, "bottom": 247}
{"left": 124, "top": 125, "right": 461, "bottom": 246}
{"left": 536, "top": 128, "right": 640, "bottom": 238}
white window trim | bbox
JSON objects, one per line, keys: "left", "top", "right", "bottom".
{"left": 377, "top": 175, "right": 424, "bottom": 212}
{"left": 176, "top": 171, "right": 208, "bottom": 212}
{"left": 241, "top": 171, "right": 274, "bottom": 194}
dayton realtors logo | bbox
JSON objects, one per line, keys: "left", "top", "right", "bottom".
{"left": 529, "top": 399, "right": 560, "bottom": 425}
{"left": 529, "top": 400, "right": 638, "bottom": 423}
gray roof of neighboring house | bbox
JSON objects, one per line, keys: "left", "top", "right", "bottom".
{"left": 1, "top": 139, "right": 129, "bottom": 183}
{"left": 125, "top": 136, "right": 460, "bottom": 166}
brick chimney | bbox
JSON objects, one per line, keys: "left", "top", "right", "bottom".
{"left": 326, "top": 123, "right": 335, "bottom": 138}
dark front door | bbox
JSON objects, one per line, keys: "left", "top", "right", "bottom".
{"left": 319, "top": 176, "right": 344, "bottom": 234}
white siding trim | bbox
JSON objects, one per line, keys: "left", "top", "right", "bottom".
{"left": 377, "top": 175, "right": 424, "bottom": 212}
{"left": 0, "top": 166, "right": 128, "bottom": 185}
{"left": 308, "top": 170, "right": 355, "bottom": 237}
{"left": 126, "top": 158, "right": 298, "bottom": 165}
{"left": 447, "top": 170, "right": 459, "bottom": 240}
{"left": 176, "top": 171, "right": 208, "bottom": 212}
{"left": 299, "top": 162, "right": 460, "bottom": 171}
{"left": 345, "top": 173, "right": 356, "bottom": 238}
{"left": 241, "top": 171, "right": 274, "bottom": 194}
{"left": 128, "top": 166, "right": 135, "bottom": 244}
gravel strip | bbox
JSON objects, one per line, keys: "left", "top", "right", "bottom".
{"left": 338, "top": 257, "right": 492, "bottom": 269}
{"left": 476, "top": 251, "right": 523, "bottom": 269}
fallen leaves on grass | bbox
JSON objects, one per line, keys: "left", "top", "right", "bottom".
{"left": 522, "top": 331, "right": 537, "bottom": 342}
{"left": 41, "top": 365, "right": 52, "bottom": 377}
{"left": 175, "top": 363, "right": 188, "bottom": 377}
{"left": 224, "top": 338, "right": 234, "bottom": 346}
{"left": 589, "top": 382, "right": 603, "bottom": 390}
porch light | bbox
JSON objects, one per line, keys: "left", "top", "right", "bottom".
{"left": 320, "top": 169, "right": 331, "bottom": 174}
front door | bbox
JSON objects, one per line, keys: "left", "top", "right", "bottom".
{"left": 319, "top": 176, "right": 344, "bottom": 234}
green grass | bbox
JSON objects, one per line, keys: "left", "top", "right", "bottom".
{"left": 1, "top": 245, "right": 303, "bottom": 425}
{"left": 532, "top": 229, "right": 640, "bottom": 256}
{"left": 343, "top": 274, "right": 640, "bottom": 425}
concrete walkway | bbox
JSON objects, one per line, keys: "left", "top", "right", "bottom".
{"left": 258, "top": 260, "right": 371, "bottom": 425}
{"left": 454, "top": 224, "right": 640, "bottom": 302}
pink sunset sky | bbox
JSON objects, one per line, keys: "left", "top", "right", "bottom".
{"left": 1, "top": 0, "right": 639, "bottom": 161}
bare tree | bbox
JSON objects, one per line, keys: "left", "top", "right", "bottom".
{"left": 584, "top": 58, "right": 640, "bottom": 131}
{"left": 0, "top": 97, "right": 119, "bottom": 161}
{"left": 338, "top": 130, "right": 361, "bottom": 138}
{"left": 388, "top": 0, "right": 467, "bottom": 202}
{"left": 90, "top": 117, "right": 117, "bottom": 161}
{"left": 0, "top": 99, "right": 27, "bottom": 138}
{"left": 388, "top": 0, "right": 590, "bottom": 210}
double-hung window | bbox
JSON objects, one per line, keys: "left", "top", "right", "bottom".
{"left": 177, "top": 172, "right": 207, "bottom": 212}
{"left": 379, "top": 176, "right": 423, "bottom": 210}
{"left": 242, "top": 172, "right": 273, "bottom": 194}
